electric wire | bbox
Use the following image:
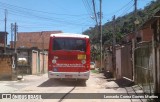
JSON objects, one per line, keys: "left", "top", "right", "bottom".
{"left": 118, "top": 2, "right": 135, "bottom": 17}
{"left": 0, "top": 1, "right": 88, "bottom": 17}
{"left": 0, "top": 1, "right": 93, "bottom": 27}
{"left": 105, "top": 0, "right": 133, "bottom": 16}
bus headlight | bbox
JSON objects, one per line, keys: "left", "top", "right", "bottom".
{"left": 81, "top": 60, "right": 86, "bottom": 64}
{"left": 52, "top": 59, "right": 56, "bottom": 64}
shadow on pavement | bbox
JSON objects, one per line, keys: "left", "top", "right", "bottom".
{"left": 37, "top": 79, "right": 86, "bottom": 87}
{"left": 114, "top": 78, "right": 135, "bottom": 88}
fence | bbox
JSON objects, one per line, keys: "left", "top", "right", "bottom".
{"left": 135, "top": 42, "right": 154, "bottom": 94}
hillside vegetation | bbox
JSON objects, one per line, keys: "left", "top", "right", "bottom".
{"left": 83, "top": 0, "right": 160, "bottom": 45}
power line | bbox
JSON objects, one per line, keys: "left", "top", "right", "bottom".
{"left": 0, "top": 1, "right": 88, "bottom": 17}
{"left": 6, "top": 8, "right": 73, "bottom": 22}
{"left": 92, "top": 0, "right": 98, "bottom": 25}
{"left": 77, "top": 0, "right": 97, "bottom": 26}
{"left": 4, "top": 9, "right": 7, "bottom": 53}
{"left": 0, "top": 5, "right": 93, "bottom": 27}
{"left": 0, "top": 1, "right": 94, "bottom": 27}
{"left": 102, "top": 0, "right": 133, "bottom": 18}
{"left": 5, "top": 10, "right": 92, "bottom": 26}
{"left": 118, "top": 2, "right": 135, "bottom": 17}
{"left": 86, "top": 0, "right": 94, "bottom": 14}
{"left": 82, "top": 0, "right": 94, "bottom": 17}
{"left": 8, "top": 16, "right": 92, "bottom": 29}
{"left": 8, "top": 18, "right": 89, "bottom": 27}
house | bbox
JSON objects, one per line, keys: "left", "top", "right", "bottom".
{"left": 122, "top": 33, "right": 134, "bottom": 43}
{"left": 0, "top": 32, "right": 8, "bottom": 53}
{"left": 116, "top": 20, "right": 155, "bottom": 81}
{"left": 122, "top": 27, "right": 153, "bottom": 44}
{"left": 0, "top": 32, "right": 5, "bottom": 47}
{"left": 139, "top": 28, "right": 153, "bottom": 42}
{"left": 9, "top": 30, "right": 62, "bottom": 75}
{"left": 14, "top": 31, "right": 62, "bottom": 50}
{"left": 134, "top": 9, "right": 160, "bottom": 94}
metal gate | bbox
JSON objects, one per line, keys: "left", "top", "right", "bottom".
{"left": 115, "top": 44, "right": 132, "bottom": 79}
{"left": 135, "top": 42, "right": 154, "bottom": 94}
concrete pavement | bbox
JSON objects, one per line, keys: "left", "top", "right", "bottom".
{"left": 0, "top": 72, "right": 150, "bottom": 102}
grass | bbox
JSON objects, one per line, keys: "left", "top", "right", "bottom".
{"left": 90, "top": 69, "right": 99, "bottom": 74}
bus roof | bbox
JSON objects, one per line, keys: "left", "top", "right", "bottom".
{"left": 50, "top": 33, "right": 89, "bottom": 38}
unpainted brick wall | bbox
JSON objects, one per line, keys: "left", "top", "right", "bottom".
{"left": 0, "top": 55, "right": 12, "bottom": 80}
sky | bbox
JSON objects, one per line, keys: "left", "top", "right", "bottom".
{"left": 0, "top": 0, "right": 154, "bottom": 44}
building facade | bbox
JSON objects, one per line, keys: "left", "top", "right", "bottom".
{"left": 14, "top": 31, "right": 62, "bottom": 50}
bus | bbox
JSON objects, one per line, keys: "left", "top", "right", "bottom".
{"left": 48, "top": 33, "right": 90, "bottom": 82}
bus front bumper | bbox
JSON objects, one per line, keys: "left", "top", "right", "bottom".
{"left": 48, "top": 71, "right": 90, "bottom": 80}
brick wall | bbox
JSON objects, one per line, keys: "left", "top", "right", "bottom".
{"left": 141, "top": 28, "right": 153, "bottom": 42}
{"left": 0, "top": 55, "right": 12, "bottom": 80}
{"left": 16, "top": 31, "right": 62, "bottom": 50}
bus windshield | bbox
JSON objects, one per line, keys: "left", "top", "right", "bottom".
{"left": 53, "top": 38, "right": 86, "bottom": 52}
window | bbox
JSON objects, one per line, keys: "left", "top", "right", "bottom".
{"left": 53, "top": 38, "right": 86, "bottom": 52}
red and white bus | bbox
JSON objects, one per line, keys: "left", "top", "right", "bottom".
{"left": 48, "top": 33, "right": 90, "bottom": 81}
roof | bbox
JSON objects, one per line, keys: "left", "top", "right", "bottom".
{"left": 17, "top": 31, "right": 62, "bottom": 42}
{"left": 0, "top": 31, "right": 8, "bottom": 34}
{"left": 50, "top": 33, "right": 89, "bottom": 38}
{"left": 141, "top": 9, "right": 160, "bottom": 29}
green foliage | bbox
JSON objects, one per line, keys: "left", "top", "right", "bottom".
{"left": 90, "top": 45, "right": 100, "bottom": 61}
{"left": 84, "top": 0, "right": 160, "bottom": 62}
{"left": 91, "top": 69, "right": 99, "bottom": 74}
{"left": 83, "top": 0, "right": 160, "bottom": 45}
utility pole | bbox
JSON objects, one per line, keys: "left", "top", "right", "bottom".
{"left": 4, "top": 9, "right": 7, "bottom": 53}
{"left": 14, "top": 22, "right": 18, "bottom": 53}
{"left": 92, "top": 0, "right": 99, "bottom": 44}
{"left": 11, "top": 23, "right": 13, "bottom": 42}
{"left": 132, "top": 0, "right": 137, "bottom": 81}
{"left": 99, "top": 0, "right": 103, "bottom": 71}
{"left": 112, "top": 15, "right": 116, "bottom": 77}
{"left": 134, "top": 0, "right": 137, "bottom": 15}
{"left": 11, "top": 23, "right": 14, "bottom": 48}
